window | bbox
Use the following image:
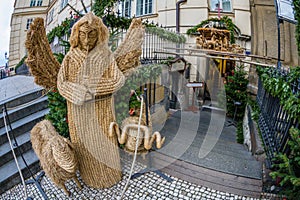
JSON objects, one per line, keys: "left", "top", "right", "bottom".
{"left": 30, "top": 0, "right": 36, "bottom": 7}
{"left": 37, "top": 0, "right": 43, "bottom": 6}
{"left": 210, "top": 0, "right": 232, "bottom": 13}
{"left": 60, "top": 0, "right": 68, "bottom": 10}
{"left": 120, "top": 0, "right": 131, "bottom": 18}
{"left": 48, "top": 9, "right": 54, "bottom": 24}
{"left": 26, "top": 18, "right": 33, "bottom": 30}
{"left": 136, "top": 0, "right": 153, "bottom": 16}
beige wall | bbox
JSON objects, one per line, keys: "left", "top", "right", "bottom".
{"left": 250, "top": 0, "right": 299, "bottom": 66}
{"left": 9, "top": 0, "right": 49, "bottom": 74}
{"left": 46, "top": 0, "right": 92, "bottom": 33}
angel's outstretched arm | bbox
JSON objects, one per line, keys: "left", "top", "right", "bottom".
{"left": 114, "top": 18, "right": 145, "bottom": 76}
{"left": 57, "top": 57, "right": 93, "bottom": 105}
{"left": 25, "top": 18, "right": 61, "bottom": 89}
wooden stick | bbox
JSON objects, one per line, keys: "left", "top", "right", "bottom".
{"left": 153, "top": 51, "right": 276, "bottom": 67}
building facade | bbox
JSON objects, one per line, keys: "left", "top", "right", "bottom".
{"left": 250, "top": 0, "right": 299, "bottom": 66}
{"left": 10, "top": 0, "right": 298, "bottom": 73}
{"left": 9, "top": 0, "right": 49, "bottom": 74}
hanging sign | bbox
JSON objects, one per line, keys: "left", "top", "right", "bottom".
{"left": 276, "top": 0, "right": 297, "bottom": 24}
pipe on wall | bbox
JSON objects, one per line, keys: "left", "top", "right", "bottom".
{"left": 176, "top": 0, "right": 187, "bottom": 33}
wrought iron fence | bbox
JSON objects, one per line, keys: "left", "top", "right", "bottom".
{"left": 256, "top": 68, "right": 300, "bottom": 168}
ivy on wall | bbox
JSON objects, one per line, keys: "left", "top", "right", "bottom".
{"left": 186, "top": 16, "right": 240, "bottom": 44}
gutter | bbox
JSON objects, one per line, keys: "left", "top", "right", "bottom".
{"left": 176, "top": 0, "right": 187, "bottom": 33}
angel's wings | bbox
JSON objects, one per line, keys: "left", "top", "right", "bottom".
{"left": 114, "top": 18, "right": 145, "bottom": 75}
{"left": 25, "top": 18, "right": 61, "bottom": 89}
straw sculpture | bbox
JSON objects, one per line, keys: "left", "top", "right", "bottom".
{"left": 30, "top": 120, "right": 81, "bottom": 196}
{"left": 25, "top": 18, "right": 60, "bottom": 89}
{"left": 25, "top": 12, "right": 145, "bottom": 188}
{"left": 109, "top": 101, "right": 165, "bottom": 158}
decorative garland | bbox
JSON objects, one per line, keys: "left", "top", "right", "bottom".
{"left": 47, "top": 18, "right": 72, "bottom": 43}
{"left": 256, "top": 66, "right": 300, "bottom": 121}
{"left": 186, "top": 16, "right": 240, "bottom": 44}
{"left": 146, "top": 25, "right": 186, "bottom": 43}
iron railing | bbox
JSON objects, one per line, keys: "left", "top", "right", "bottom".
{"left": 256, "top": 68, "right": 300, "bottom": 168}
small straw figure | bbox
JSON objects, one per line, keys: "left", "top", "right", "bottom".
{"left": 30, "top": 120, "right": 81, "bottom": 196}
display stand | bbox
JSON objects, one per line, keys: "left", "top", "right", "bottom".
{"left": 226, "top": 101, "right": 241, "bottom": 127}
{"left": 130, "top": 88, "right": 173, "bottom": 182}
{"left": 185, "top": 82, "right": 203, "bottom": 113}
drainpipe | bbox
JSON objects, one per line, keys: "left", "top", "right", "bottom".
{"left": 176, "top": 0, "right": 187, "bottom": 33}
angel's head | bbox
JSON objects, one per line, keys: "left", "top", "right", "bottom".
{"left": 70, "top": 12, "right": 109, "bottom": 52}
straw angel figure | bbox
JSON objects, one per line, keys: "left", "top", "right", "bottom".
{"left": 25, "top": 12, "right": 145, "bottom": 188}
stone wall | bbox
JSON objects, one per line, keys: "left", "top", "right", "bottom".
{"left": 250, "top": 0, "right": 300, "bottom": 66}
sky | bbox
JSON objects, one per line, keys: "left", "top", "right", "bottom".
{"left": 0, "top": 0, "right": 14, "bottom": 67}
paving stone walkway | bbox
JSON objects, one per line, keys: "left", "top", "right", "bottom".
{"left": 0, "top": 154, "right": 266, "bottom": 200}
{"left": 0, "top": 76, "right": 276, "bottom": 199}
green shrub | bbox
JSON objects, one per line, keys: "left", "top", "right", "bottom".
{"left": 270, "top": 127, "right": 300, "bottom": 199}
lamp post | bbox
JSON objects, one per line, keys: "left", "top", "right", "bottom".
{"left": 274, "top": 0, "right": 282, "bottom": 70}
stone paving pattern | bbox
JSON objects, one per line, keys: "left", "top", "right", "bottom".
{"left": 0, "top": 155, "right": 266, "bottom": 200}
{"left": 0, "top": 76, "right": 277, "bottom": 199}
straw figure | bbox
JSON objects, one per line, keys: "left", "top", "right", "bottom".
{"left": 25, "top": 12, "right": 145, "bottom": 188}
{"left": 109, "top": 93, "right": 165, "bottom": 158}
{"left": 30, "top": 120, "right": 81, "bottom": 196}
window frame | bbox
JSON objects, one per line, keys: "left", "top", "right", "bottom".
{"left": 26, "top": 18, "right": 33, "bottom": 30}
{"left": 47, "top": 9, "right": 54, "bottom": 24}
{"left": 37, "top": 0, "right": 43, "bottom": 6}
{"left": 30, "top": 0, "right": 36, "bottom": 7}
{"left": 60, "top": 0, "right": 68, "bottom": 10}
{"left": 210, "top": 0, "right": 233, "bottom": 13}
{"left": 121, "top": 0, "right": 132, "bottom": 18}
{"left": 136, "top": 0, "right": 153, "bottom": 16}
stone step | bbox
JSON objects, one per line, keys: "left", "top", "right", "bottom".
{"left": 0, "top": 132, "right": 32, "bottom": 167}
{"left": 0, "top": 109, "right": 49, "bottom": 145}
{"left": 0, "top": 96, "right": 48, "bottom": 129}
{"left": 0, "top": 88, "right": 43, "bottom": 111}
{"left": 153, "top": 152, "right": 262, "bottom": 198}
{"left": 0, "top": 149, "right": 41, "bottom": 194}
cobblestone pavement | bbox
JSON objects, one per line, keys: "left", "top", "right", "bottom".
{"left": 1, "top": 156, "right": 269, "bottom": 200}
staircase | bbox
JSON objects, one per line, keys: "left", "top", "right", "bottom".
{"left": 0, "top": 88, "right": 49, "bottom": 194}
